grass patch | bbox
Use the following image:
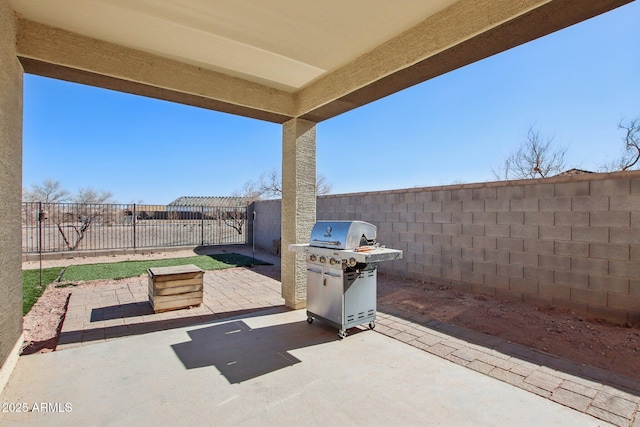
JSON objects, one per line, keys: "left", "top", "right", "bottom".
{"left": 22, "top": 267, "right": 63, "bottom": 315}
{"left": 60, "top": 253, "right": 268, "bottom": 282}
{"left": 21, "top": 253, "right": 267, "bottom": 315}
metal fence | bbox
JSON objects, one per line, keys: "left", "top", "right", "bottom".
{"left": 22, "top": 202, "right": 248, "bottom": 254}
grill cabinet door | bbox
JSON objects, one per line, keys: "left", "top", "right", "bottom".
{"left": 343, "top": 266, "right": 377, "bottom": 327}
{"left": 307, "top": 265, "right": 343, "bottom": 325}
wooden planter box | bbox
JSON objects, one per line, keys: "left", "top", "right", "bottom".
{"left": 148, "top": 264, "right": 204, "bottom": 313}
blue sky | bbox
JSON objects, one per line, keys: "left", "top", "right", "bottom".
{"left": 23, "top": 2, "right": 640, "bottom": 204}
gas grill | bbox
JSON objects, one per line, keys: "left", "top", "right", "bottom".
{"left": 288, "top": 220, "right": 402, "bottom": 338}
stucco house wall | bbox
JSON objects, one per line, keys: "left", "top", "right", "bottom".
{"left": 0, "top": 3, "right": 24, "bottom": 389}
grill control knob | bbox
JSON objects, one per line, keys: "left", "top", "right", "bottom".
{"left": 329, "top": 258, "right": 337, "bottom": 265}
{"left": 347, "top": 257, "right": 357, "bottom": 267}
{"left": 309, "top": 254, "right": 317, "bottom": 262}
{"left": 319, "top": 256, "right": 326, "bottom": 263}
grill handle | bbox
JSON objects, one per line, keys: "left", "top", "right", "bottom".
{"left": 323, "top": 271, "right": 341, "bottom": 278}
{"left": 311, "top": 239, "right": 341, "bottom": 246}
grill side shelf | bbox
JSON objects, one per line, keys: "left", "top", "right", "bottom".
{"left": 288, "top": 244, "right": 402, "bottom": 264}
{"left": 350, "top": 248, "right": 403, "bottom": 264}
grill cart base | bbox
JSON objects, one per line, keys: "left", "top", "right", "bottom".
{"left": 305, "top": 263, "right": 378, "bottom": 339}
{"left": 306, "top": 314, "right": 375, "bottom": 339}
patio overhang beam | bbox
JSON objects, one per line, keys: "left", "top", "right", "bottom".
{"left": 15, "top": 0, "right": 632, "bottom": 125}
{"left": 296, "top": 0, "right": 633, "bottom": 122}
{"left": 15, "top": 18, "right": 296, "bottom": 124}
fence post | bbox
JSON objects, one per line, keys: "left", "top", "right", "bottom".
{"left": 252, "top": 209, "right": 256, "bottom": 264}
{"left": 36, "top": 202, "right": 44, "bottom": 285}
{"left": 201, "top": 205, "right": 204, "bottom": 246}
{"left": 133, "top": 203, "right": 137, "bottom": 250}
{"left": 217, "top": 207, "right": 221, "bottom": 244}
{"left": 38, "top": 201, "right": 43, "bottom": 256}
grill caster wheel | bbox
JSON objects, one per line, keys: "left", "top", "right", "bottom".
{"left": 307, "top": 317, "right": 314, "bottom": 324}
{"left": 369, "top": 321, "right": 376, "bottom": 330}
{"left": 338, "top": 329, "right": 348, "bottom": 339}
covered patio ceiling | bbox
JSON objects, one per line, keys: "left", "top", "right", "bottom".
{"left": 9, "top": 0, "right": 633, "bottom": 123}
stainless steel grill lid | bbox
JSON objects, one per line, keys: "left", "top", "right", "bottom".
{"left": 309, "top": 220, "right": 376, "bottom": 250}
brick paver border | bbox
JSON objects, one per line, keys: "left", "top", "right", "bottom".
{"left": 376, "top": 305, "right": 640, "bottom": 427}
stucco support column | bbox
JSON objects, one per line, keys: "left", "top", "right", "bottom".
{"left": 0, "top": 0, "right": 24, "bottom": 390}
{"left": 281, "top": 118, "right": 316, "bottom": 309}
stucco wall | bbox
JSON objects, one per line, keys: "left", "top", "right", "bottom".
{"left": 0, "top": 1, "right": 24, "bottom": 378}
{"left": 249, "top": 199, "right": 282, "bottom": 254}
{"left": 253, "top": 171, "right": 640, "bottom": 324}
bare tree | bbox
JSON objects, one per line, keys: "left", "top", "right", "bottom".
{"left": 229, "top": 169, "right": 331, "bottom": 235}
{"left": 73, "top": 187, "right": 115, "bottom": 204}
{"left": 600, "top": 117, "right": 640, "bottom": 172}
{"left": 254, "top": 170, "right": 280, "bottom": 198}
{"left": 315, "top": 174, "right": 332, "bottom": 197}
{"left": 23, "top": 179, "right": 70, "bottom": 203}
{"left": 221, "top": 182, "right": 259, "bottom": 236}
{"left": 242, "top": 168, "right": 332, "bottom": 199}
{"left": 34, "top": 186, "right": 113, "bottom": 251}
{"left": 221, "top": 207, "right": 247, "bottom": 235}
{"left": 232, "top": 180, "right": 264, "bottom": 202}
{"left": 493, "top": 127, "right": 567, "bottom": 180}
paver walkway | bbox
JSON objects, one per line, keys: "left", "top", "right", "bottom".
{"left": 52, "top": 248, "right": 639, "bottom": 426}
{"left": 57, "top": 264, "right": 284, "bottom": 349}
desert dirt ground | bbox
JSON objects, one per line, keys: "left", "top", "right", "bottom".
{"left": 376, "top": 273, "right": 640, "bottom": 381}
{"left": 22, "top": 249, "right": 640, "bottom": 381}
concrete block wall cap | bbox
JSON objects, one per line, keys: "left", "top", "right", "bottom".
{"left": 317, "top": 170, "right": 640, "bottom": 200}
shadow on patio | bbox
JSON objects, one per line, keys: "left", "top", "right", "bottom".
{"left": 171, "top": 319, "right": 341, "bottom": 383}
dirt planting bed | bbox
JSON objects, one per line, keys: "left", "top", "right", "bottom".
{"left": 377, "top": 273, "right": 640, "bottom": 381}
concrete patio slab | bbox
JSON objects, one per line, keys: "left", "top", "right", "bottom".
{"left": 1, "top": 308, "right": 613, "bottom": 426}
{"left": 14, "top": 245, "right": 640, "bottom": 425}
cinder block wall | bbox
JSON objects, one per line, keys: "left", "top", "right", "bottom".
{"left": 250, "top": 199, "right": 282, "bottom": 253}
{"left": 254, "top": 171, "right": 640, "bottom": 324}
